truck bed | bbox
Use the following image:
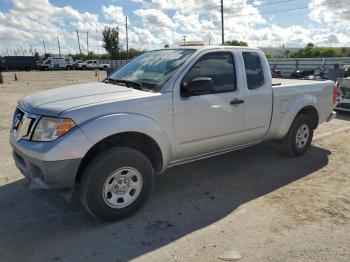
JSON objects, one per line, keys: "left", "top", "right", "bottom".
{"left": 266, "top": 78, "right": 335, "bottom": 140}
{"left": 272, "top": 78, "right": 331, "bottom": 87}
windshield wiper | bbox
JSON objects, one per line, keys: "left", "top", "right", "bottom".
{"left": 105, "top": 78, "right": 148, "bottom": 91}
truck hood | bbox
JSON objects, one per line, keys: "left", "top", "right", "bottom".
{"left": 19, "top": 82, "right": 153, "bottom": 116}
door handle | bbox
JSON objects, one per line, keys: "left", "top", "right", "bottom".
{"left": 230, "top": 98, "right": 244, "bottom": 105}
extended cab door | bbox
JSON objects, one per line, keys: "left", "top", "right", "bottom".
{"left": 173, "top": 50, "right": 247, "bottom": 160}
{"left": 241, "top": 51, "right": 273, "bottom": 140}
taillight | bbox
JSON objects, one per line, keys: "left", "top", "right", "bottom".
{"left": 333, "top": 82, "right": 338, "bottom": 105}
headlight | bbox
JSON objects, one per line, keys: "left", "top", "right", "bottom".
{"left": 32, "top": 117, "right": 75, "bottom": 141}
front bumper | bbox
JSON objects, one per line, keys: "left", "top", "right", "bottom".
{"left": 10, "top": 125, "right": 92, "bottom": 190}
{"left": 335, "top": 98, "right": 350, "bottom": 112}
{"left": 12, "top": 148, "right": 81, "bottom": 190}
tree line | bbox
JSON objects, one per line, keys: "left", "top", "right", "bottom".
{"left": 288, "top": 43, "right": 350, "bottom": 58}
{"left": 4, "top": 26, "right": 349, "bottom": 61}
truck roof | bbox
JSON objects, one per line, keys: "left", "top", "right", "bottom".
{"left": 158, "top": 46, "right": 260, "bottom": 51}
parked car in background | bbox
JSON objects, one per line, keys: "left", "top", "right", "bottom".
{"left": 290, "top": 69, "right": 315, "bottom": 79}
{"left": 336, "top": 77, "right": 350, "bottom": 112}
{"left": 39, "top": 56, "right": 73, "bottom": 70}
{"left": 344, "top": 65, "right": 350, "bottom": 77}
{"left": 271, "top": 68, "right": 281, "bottom": 77}
{"left": 72, "top": 60, "right": 84, "bottom": 70}
{"left": 10, "top": 47, "right": 337, "bottom": 221}
{"left": 76, "top": 60, "right": 110, "bottom": 70}
{"left": 0, "top": 56, "right": 37, "bottom": 71}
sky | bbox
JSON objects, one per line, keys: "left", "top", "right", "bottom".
{"left": 0, "top": 0, "right": 349, "bottom": 55}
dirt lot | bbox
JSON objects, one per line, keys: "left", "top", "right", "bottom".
{"left": 0, "top": 71, "right": 350, "bottom": 262}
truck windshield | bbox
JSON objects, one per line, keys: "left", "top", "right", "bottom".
{"left": 108, "top": 49, "right": 196, "bottom": 91}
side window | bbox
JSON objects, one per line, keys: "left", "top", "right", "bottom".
{"left": 242, "top": 52, "right": 265, "bottom": 90}
{"left": 183, "top": 52, "right": 236, "bottom": 94}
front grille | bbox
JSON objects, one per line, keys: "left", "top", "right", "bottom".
{"left": 12, "top": 107, "right": 38, "bottom": 141}
{"left": 337, "top": 103, "right": 350, "bottom": 109}
{"left": 340, "top": 87, "right": 350, "bottom": 99}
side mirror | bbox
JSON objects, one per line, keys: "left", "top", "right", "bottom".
{"left": 181, "top": 77, "right": 213, "bottom": 97}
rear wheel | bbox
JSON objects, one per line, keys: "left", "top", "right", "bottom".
{"left": 282, "top": 114, "right": 314, "bottom": 156}
{"left": 80, "top": 147, "right": 155, "bottom": 221}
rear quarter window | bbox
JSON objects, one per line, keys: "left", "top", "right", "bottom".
{"left": 242, "top": 52, "right": 265, "bottom": 90}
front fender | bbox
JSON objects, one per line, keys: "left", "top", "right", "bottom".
{"left": 275, "top": 94, "right": 318, "bottom": 139}
{"left": 79, "top": 113, "right": 173, "bottom": 171}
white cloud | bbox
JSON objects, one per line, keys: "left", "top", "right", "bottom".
{"left": 102, "top": 4, "right": 125, "bottom": 25}
{"left": 0, "top": 0, "right": 349, "bottom": 56}
{"left": 309, "top": 0, "right": 350, "bottom": 27}
{"left": 134, "top": 8, "right": 174, "bottom": 28}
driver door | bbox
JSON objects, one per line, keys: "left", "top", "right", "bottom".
{"left": 173, "top": 50, "right": 247, "bottom": 160}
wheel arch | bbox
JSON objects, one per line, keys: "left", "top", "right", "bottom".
{"left": 75, "top": 131, "right": 163, "bottom": 184}
{"left": 297, "top": 105, "right": 319, "bottom": 129}
{"left": 280, "top": 104, "right": 319, "bottom": 138}
{"left": 274, "top": 95, "right": 319, "bottom": 140}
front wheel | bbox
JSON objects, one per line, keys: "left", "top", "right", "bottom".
{"left": 80, "top": 147, "right": 155, "bottom": 221}
{"left": 282, "top": 113, "right": 314, "bottom": 157}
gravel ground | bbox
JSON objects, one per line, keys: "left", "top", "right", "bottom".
{"left": 0, "top": 71, "right": 349, "bottom": 262}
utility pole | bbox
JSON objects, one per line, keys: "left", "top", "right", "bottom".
{"left": 87, "top": 31, "right": 89, "bottom": 55}
{"left": 209, "top": 36, "right": 211, "bottom": 46}
{"left": 126, "top": 16, "right": 129, "bottom": 58}
{"left": 42, "top": 40, "right": 47, "bottom": 56}
{"left": 220, "top": 0, "right": 224, "bottom": 45}
{"left": 183, "top": 35, "right": 186, "bottom": 45}
{"left": 76, "top": 29, "right": 82, "bottom": 55}
{"left": 57, "top": 35, "right": 61, "bottom": 57}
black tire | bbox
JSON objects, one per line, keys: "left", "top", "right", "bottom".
{"left": 82, "top": 66, "right": 87, "bottom": 70}
{"left": 80, "top": 147, "right": 155, "bottom": 221}
{"left": 282, "top": 113, "right": 314, "bottom": 157}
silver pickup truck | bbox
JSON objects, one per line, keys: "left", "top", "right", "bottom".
{"left": 10, "top": 47, "right": 337, "bottom": 220}
{"left": 77, "top": 60, "right": 110, "bottom": 70}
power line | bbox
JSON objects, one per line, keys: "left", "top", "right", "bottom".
{"left": 229, "top": 0, "right": 349, "bottom": 17}
{"left": 166, "top": 0, "right": 296, "bottom": 12}
{"left": 240, "top": 0, "right": 296, "bottom": 8}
